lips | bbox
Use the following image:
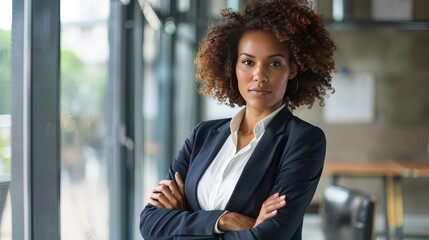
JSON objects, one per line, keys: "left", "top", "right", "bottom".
{"left": 249, "top": 87, "right": 271, "bottom": 96}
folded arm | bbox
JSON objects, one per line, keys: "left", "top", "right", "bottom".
{"left": 150, "top": 172, "right": 287, "bottom": 235}
{"left": 221, "top": 126, "right": 326, "bottom": 240}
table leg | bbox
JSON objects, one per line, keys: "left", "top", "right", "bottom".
{"left": 393, "top": 176, "right": 404, "bottom": 240}
{"left": 385, "top": 176, "right": 405, "bottom": 240}
{"left": 383, "top": 177, "right": 391, "bottom": 240}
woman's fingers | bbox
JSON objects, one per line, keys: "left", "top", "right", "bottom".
{"left": 149, "top": 190, "right": 175, "bottom": 208}
{"left": 150, "top": 173, "right": 186, "bottom": 210}
{"left": 262, "top": 194, "right": 286, "bottom": 213}
{"left": 159, "top": 172, "right": 184, "bottom": 196}
{"left": 254, "top": 192, "right": 287, "bottom": 227}
{"left": 159, "top": 184, "right": 180, "bottom": 208}
{"left": 148, "top": 197, "right": 165, "bottom": 208}
{"left": 175, "top": 172, "right": 185, "bottom": 196}
{"left": 159, "top": 180, "right": 179, "bottom": 196}
{"left": 151, "top": 185, "right": 174, "bottom": 204}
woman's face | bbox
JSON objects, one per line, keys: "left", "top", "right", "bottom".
{"left": 235, "top": 30, "right": 297, "bottom": 112}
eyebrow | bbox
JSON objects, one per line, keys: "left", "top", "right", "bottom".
{"left": 239, "top": 53, "right": 287, "bottom": 59}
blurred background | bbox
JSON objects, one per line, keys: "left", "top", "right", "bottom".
{"left": 1, "top": 0, "right": 428, "bottom": 239}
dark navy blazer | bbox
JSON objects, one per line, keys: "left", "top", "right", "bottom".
{"left": 140, "top": 107, "right": 326, "bottom": 240}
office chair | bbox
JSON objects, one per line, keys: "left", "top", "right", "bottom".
{"left": 320, "top": 185, "right": 377, "bottom": 240}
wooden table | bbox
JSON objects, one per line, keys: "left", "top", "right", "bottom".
{"left": 323, "top": 160, "right": 429, "bottom": 240}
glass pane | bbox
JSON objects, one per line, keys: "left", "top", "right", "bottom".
{"left": 142, "top": 24, "right": 164, "bottom": 199}
{"left": 0, "top": 0, "right": 12, "bottom": 238}
{"left": 60, "top": 1, "right": 110, "bottom": 239}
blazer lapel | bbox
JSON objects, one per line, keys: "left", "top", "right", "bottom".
{"left": 187, "top": 121, "right": 231, "bottom": 210}
{"left": 225, "top": 107, "right": 292, "bottom": 212}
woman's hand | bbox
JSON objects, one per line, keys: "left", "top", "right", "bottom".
{"left": 218, "top": 212, "right": 256, "bottom": 232}
{"left": 254, "top": 193, "right": 286, "bottom": 227}
{"left": 217, "top": 193, "right": 286, "bottom": 232}
{"left": 149, "top": 172, "right": 186, "bottom": 210}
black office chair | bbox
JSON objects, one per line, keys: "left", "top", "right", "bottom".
{"left": 320, "top": 185, "right": 377, "bottom": 240}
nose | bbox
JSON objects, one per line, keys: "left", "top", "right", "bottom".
{"left": 253, "top": 64, "right": 268, "bottom": 82}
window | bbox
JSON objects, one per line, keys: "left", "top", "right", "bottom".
{"left": 0, "top": 0, "right": 12, "bottom": 238}
{"left": 60, "top": 0, "right": 110, "bottom": 239}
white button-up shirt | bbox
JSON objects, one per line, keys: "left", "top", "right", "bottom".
{"left": 197, "top": 105, "right": 286, "bottom": 211}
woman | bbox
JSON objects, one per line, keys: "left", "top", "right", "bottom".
{"left": 140, "top": 0, "right": 335, "bottom": 239}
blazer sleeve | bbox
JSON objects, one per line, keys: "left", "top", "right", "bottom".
{"left": 222, "top": 125, "right": 326, "bottom": 240}
{"left": 139, "top": 123, "right": 224, "bottom": 240}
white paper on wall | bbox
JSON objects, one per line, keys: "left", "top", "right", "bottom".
{"left": 372, "top": 0, "right": 413, "bottom": 21}
{"left": 324, "top": 73, "right": 375, "bottom": 124}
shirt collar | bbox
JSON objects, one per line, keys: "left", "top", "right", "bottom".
{"left": 230, "top": 104, "right": 286, "bottom": 138}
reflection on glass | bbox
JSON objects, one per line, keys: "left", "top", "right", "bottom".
{"left": 0, "top": 0, "right": 12, "bottom": 238}
{"left": 60, "top": 0, "right": 110, "bottom": 239}
{"left": 142, "top": 24, "right": 163, "bottom": 199}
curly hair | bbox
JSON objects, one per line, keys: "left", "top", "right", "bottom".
{"left": 194, "top": 0, "right": 336, "bottom": 110}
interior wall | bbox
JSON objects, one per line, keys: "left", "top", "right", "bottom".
{"left": 297, "top": 0, "right": 429, "bottom": 214}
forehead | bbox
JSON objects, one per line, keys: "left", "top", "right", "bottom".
{"left": 237, "top": 30, "right": 289, "bottom": 56}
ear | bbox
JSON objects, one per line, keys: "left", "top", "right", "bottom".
{"left": 288, "top": 62, "right": 298, "bottom": 80}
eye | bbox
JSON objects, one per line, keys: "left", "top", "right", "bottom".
{"left": 242, "top": 59, "right": 253, "bottom": 66}
{"left": 269, "top": 61, "right": 282, "bottom": 67}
